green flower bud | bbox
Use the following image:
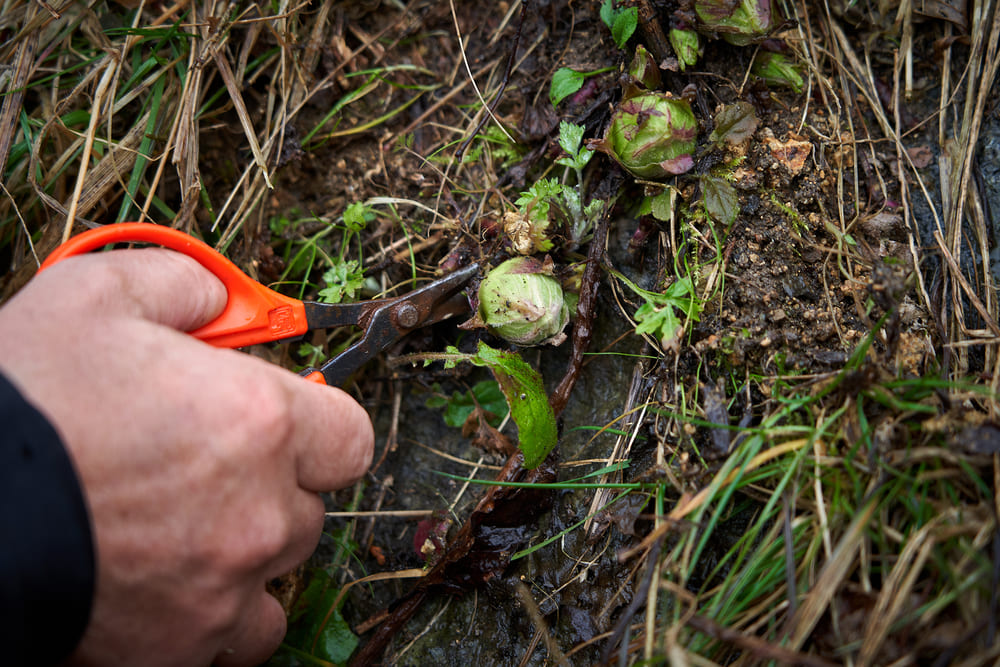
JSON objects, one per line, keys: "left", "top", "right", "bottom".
{"left": 628, "top": 44, "right": 661, "bottom": 91}
{"left": 669, "top": 28, "right": 700, "bottom": 71}
{"left": 695, "top": 0, "right": 775, "bottom": 45}
{"left": 591, "top": 93, "right": 698, "bottom": 178}
{"left": 751, "top": 52, "right": 804, "bottom": 93}
{"left": 478, "top": 257, "right": 570, "bottom": 346}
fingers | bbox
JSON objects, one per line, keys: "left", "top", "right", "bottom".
{"left": 285, "top": 379, "right": 375, "bottom": 493}
{"left": 264, "top": 489, "right": 326, "bottom": 580}
{"left": 214, "top": 591, "right": 287, "bottom": 667}
{"left": 42, "top": 248, "right": 228, "bottom": 331}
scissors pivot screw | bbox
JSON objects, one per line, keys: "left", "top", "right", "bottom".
{"left": 392, "top": 302, "right": 421, "bottom": 329}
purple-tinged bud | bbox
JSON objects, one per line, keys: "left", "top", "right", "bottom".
{"left": 628, "top": 45, "right": 662, "bottom": 91}
{"left": 669, "top": 28, "right": 700, "bottom": 71}
{"left": 590, "top": 93, "right": 698, "bottom": 178}
{"left": 695, "top": 0, "right": 776, "bottom": 46}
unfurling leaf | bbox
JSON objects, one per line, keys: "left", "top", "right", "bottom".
{"left": 628, "top": 44, "right": 662, "bottom": 90}
{"left": 694, "top": 0, "right": 777, "bottom": 45}
{"left": 751, "top": 52, "right": 805, "bottom": 93}
{"left": 669, "top": 28, "right": 700, "bottom": 71}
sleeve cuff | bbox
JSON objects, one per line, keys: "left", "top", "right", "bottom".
{"left": 0, "top": 371, "right": 95, "bottom": 664}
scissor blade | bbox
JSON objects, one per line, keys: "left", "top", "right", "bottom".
{"left": 314, "top": 262, "right": 480, "bottom": 385}
{"left": 303, "top": 262, "right": 479, "bottom": 332}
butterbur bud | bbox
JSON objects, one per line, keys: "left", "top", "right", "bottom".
{"left": 590, "top": 92, "right": 698, "bottom": 178}
{"left": 628, "top": 45, "right": 661, "bottom": 91}
{"left": 669, "top": 28, "right": 700, "bottom": 71}
{"left": 695, "top": 0, "right": 775, "bottom": 45}
{"left": 751, "top": 52, "right": 804, "bottom": 93}
{"left": 477, "top": 256, "right": 569, "bottom": 346}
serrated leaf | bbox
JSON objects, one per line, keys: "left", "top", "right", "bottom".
{"left": 319, "top": 258, "right": 365, "bottom": 304}
{"left": 701, "top": 174, "right": 739, "bottom": 225}
{"left": 709, "top": 101, "right": 759, "bottom": 146}
{"left": 612, "top": 270, "right": 702, "bottom": 352}
{"left": 550, "top": 68, "right": 586, "bottom": 107}
{"left": 555, "top": 121, "right": 594, "bottom": 171}
{"left": 557, "top": 120, "right": 584, "bottom": 157}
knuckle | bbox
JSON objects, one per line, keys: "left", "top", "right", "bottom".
{"left": 229, "top": 379, "right": 295, "bottom": 455}
{"left": 69, "top": 257, "right": 133, "bottom": 309}
{"left": 248, "top": 504, "right": 293, "bottom": 564}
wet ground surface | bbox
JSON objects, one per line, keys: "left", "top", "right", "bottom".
{"left": 250, "top": 1, "right": 998, "bottom": 664}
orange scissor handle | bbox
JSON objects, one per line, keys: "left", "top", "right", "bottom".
{"left": 40, "top": 223, "right": 310, "bottom": 349}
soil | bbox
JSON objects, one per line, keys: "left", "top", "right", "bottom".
{"left": 229, "top": 1, "right": 987, "bottom": 665}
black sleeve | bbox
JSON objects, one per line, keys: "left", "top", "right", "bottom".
{"left": 0, "top": 372, "right": 95, "bottom": 665}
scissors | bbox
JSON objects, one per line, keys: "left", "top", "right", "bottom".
{"left": 40, "top": 223, "right": 479, "bottom": 386}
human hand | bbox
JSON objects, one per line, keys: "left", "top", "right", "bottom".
{"left": 0, "top": 248, "right": 374, "bottom": 666}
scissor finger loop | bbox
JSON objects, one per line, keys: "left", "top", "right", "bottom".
{"left": 41, "top": 223, "right": 481, "bottom": 387}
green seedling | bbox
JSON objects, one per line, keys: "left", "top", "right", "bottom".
{"left": 751, "top": 52, "right": 805, "bottom": 93}
{"left": 274, "top": 567, "right": 358, "bottom": 666}
{"left": 426, "top": 380, "right": 510, "bottom": 429}
{"left": 600, "top": 0, "right": 639, "bottom": 48}
{"left": 503, "top": 122, "right": 602, "bottom": 253}
{"left": 609, "top": 268, "right": 703, "bottom": 352}
{"left": 317, "top": 202, "right": 373, "bottom": 304}
{"left": 694, "top": 0, "right": 776, "bottom": 45}
{"left": 670, "top": 27, "right": 701, "bottom": 70}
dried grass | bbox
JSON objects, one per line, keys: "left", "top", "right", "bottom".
{"left": 2, "top": 0, "right": 999, "bottom": 664}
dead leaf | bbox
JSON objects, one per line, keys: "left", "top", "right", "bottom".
{"left": 763, "top": 133, "right": 813, "bottom": 176}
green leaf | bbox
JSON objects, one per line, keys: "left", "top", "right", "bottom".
{"left": 600, "top": 0, "right": 616, "bottom": 28}
{"left": 554, "top": 120, "right": 594, "bottom": 170}
{"left": 550, "top": 68, "right": 586, "bottom": 107}
{"left": 650, "top": 188, "right": 677, "bottom": 222}
{"left": 421, "top": 343, "right": 558, "bottom": 467}
{"left": 280, "top": 569, "right": 358, "bottom": 664}
{"left": 427, "top": 380, "right": 510, "bottom": 428}
{"left": 612, "top": 7, "right": 638, "bottom": 48}
{"left": 318, "top": 258, "right": 364, "bottom": 304}
{"left": 709, "top": 101, "right": 760, "bottom": 146}
{"left": 342, "top": 201, "right": 371, "bottom": 232}
{"left": 600, "top": 0, "right": 638, "bottom": 48}
{"left": 468, "top": 342, "right": 558, "bottom": 468}
{"left": 557, "top": 119, "right": 584, "bottom": 156}
{"left": 610, "top": 269, "right": 703, "bottom": 352}
{"left": 701, "top": 174, "right": 739, "bottom": 225}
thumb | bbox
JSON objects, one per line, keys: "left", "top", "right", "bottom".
{"left": 41, "top": 247, "right": 228, "bottom": 332}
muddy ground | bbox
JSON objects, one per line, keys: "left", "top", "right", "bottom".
{"left": 215, "top": 0, "right": 989, "bottom": 664}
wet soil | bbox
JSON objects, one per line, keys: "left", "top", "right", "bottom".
{"left": 247, "top": 1, "right": 988, "bottom": 664}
